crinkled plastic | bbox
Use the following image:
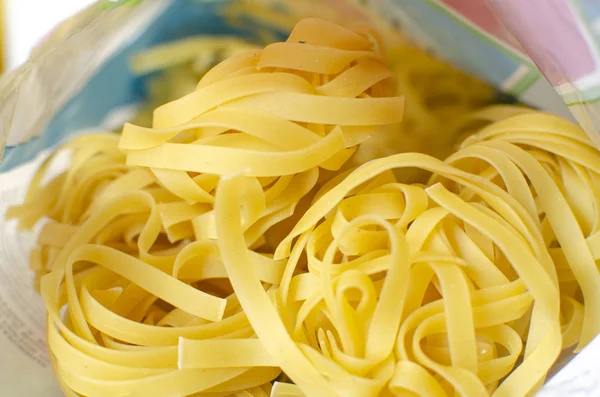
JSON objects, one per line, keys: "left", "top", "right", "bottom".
{"left": 0, "top": 0, "right": 600, "bottom": 396}
{"left": 388, "top": 0, "right": 600, "bottom": 154}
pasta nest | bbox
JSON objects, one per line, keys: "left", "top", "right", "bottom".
{"left": 271, "top": 110, "right": 598, "bottom": 396}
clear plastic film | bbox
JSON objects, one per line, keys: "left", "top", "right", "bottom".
{"left": 350, "top": 0, "right": 600, "bottom": 154}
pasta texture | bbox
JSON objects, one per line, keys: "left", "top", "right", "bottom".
{"left": 223, "top": 0, "right": 493, "bottom": 174}
{"left": 129, "top": 36, "right": 260, "bottom": 127}
{"left": 7, "top": 18, "right": 600, "bottom": 397}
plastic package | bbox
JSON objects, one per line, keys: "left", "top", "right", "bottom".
{"left": 383, "top": 0, "right": 600, "bottom": 155}
{"left": 1, "top": 1, "right": 600, "bottom": 396}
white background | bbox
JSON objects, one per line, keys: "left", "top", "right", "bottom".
{"left": 4, "top": 0, "right": 97, "bottom": 70}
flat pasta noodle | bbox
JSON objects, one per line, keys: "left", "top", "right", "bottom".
{"left": 6, "top": 17, "right": 600, "bottom": 397}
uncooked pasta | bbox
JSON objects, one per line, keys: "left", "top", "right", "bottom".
{"left": 7, "top": 17, "right": 599, "bottom": 397}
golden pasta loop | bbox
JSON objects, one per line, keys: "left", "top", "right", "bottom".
{"left": 119, "top": 16, "right": 403, "bottom": 202}
{"left": 269, "top": 163, "right": 560, "bottom": 395}
{"left": 447, "top": 118, "right": 600, "bottom": 351}
{"left": 215, "top": 175, "right": 338, "bottom": 397}
{"left": 266, "top": 113, "right": 600, "bottom": 395}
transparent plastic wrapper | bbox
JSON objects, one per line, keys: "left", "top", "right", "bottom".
{"left": 380, "top": 0, "right": 600, "bottom": 160}
{"left": 0, "top": 0, "right": 599, "bottom": 396}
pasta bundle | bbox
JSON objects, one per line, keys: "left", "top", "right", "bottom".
{"left": 6, "top": 17, "right": 600, "bottom": 397}
{"left": 265, "top": 109, "right": 598, "bottom": 396}
{"left": 8, "top": 18, "right": 404, "bottom": 397}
